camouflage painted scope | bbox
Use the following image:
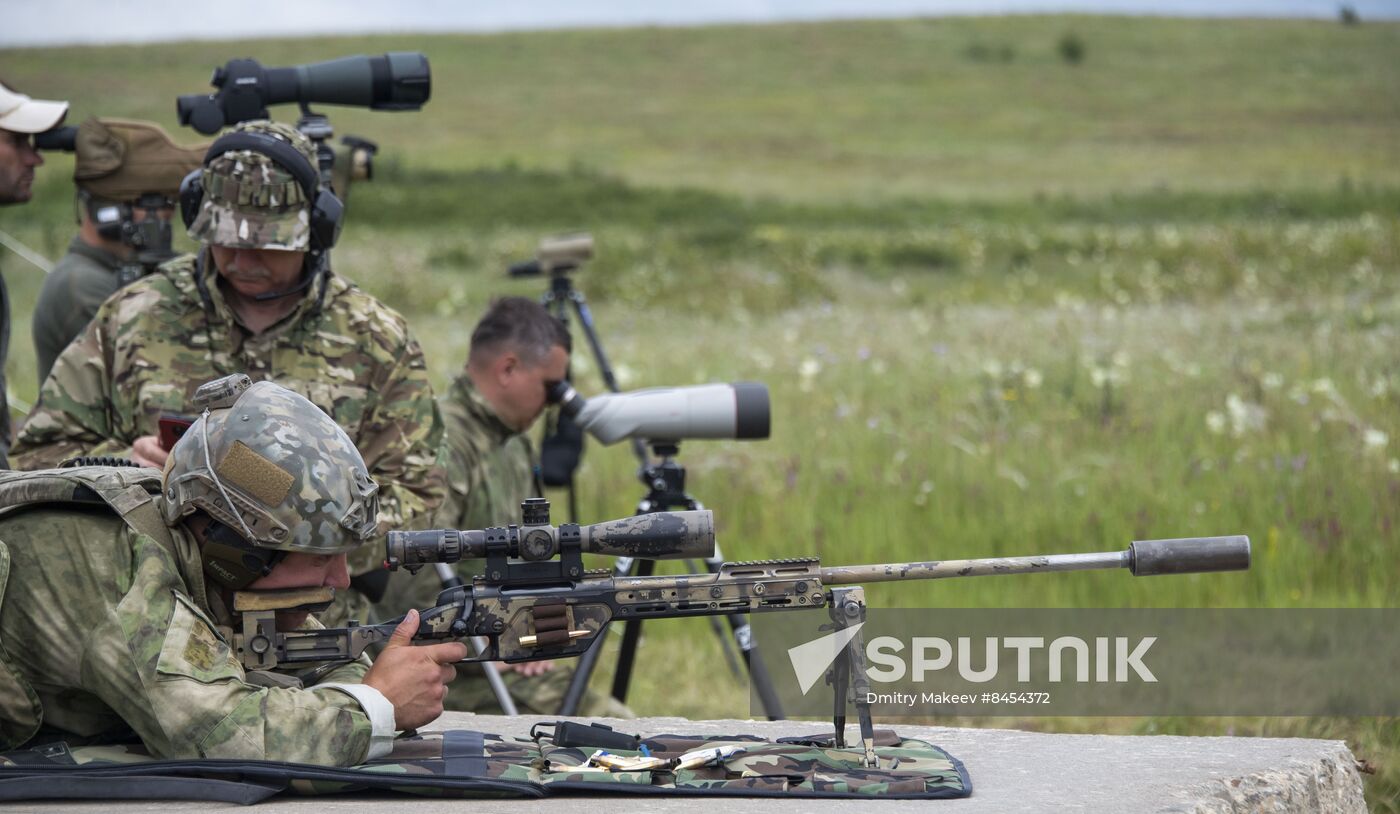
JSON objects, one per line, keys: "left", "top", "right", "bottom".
{"left": 386, "top": 507, "right": 715, "bottom": 574}
{"left": 177, "top": 53, "right": 431, "bottom": 135}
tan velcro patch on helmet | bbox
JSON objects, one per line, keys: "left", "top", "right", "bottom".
{"left": 217, "top": 440, "right": 294, "bottom": 508}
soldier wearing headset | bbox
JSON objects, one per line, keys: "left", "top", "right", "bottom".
{"left": 10, "top": 120, "right": 444, "bottom": 628}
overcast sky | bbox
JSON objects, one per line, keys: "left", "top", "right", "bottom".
{"left": 4, "top": 0, "right": 1398, "bottom": 47}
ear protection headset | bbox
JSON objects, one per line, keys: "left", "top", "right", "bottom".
{"left": 200, "top": 519, "right": 287, "bottom": 590}
{"left": 178, "top": 129, "right": 343, "bottom": 252}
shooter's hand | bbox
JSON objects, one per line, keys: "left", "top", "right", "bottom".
{"left": 363, "top": 609, "right": 469, "bottom": 729}
{"left": 131, "top": 435, "right": 169, "bottom": 468}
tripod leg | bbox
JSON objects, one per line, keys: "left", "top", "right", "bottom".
{"left": 558, "top": 555, "right": 637, "bottom": 715}
{"left": 571, "top": 293, "right": 648, "bottom": 466}
{"left": 688, "top": 559, "right": 744, "bottom": 679}
{"left": 470, "top": 637, "right": 519, "bottom": 717}
{"left": 609, "top": 558, "right": 655, "bottom": 702}
{"left": 743, "top": 626, "right": 788, "bottom": 721}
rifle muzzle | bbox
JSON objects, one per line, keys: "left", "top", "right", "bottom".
{"left": 1128, "top": 535, "right": 1251, "bottom": 576}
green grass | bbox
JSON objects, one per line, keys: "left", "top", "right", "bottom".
{"left": 2, "top": 15, "right": 1398, "bottom": 809}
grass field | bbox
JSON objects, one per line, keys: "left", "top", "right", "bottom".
{"left": 3, "top": 15, "right": 1398, "bottom": 809}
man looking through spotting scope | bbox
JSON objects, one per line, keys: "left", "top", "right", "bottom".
{"left": 378, "top": 297, "right": 629, "bottom": 717}
{"left": 10, "top": 120, "right": 443, "bottom": 627}
{"left": 0, "top": 80, "right": 68, "bottom": 466}
{"left": 32, "top": 118, "right": 206, "bottom": 384}
{"left": 0, "top": 376, "right": 464, "bottom": 764}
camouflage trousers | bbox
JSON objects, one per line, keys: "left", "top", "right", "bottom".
{"left": 449, "top": 661, "right": 633, "bottom": 718}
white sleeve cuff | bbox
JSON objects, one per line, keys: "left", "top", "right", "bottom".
{"left": 319, "top": 682, "right": 397, "bottom": 760}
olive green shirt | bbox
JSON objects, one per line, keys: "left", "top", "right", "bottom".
{"left": 434, "top": 372, "right": 537, "bottom": 532}
{"left": 32, "top": 237, "right": 127, "bottom": 386}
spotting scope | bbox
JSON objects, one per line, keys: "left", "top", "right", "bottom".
{"left": 509, "top": 233, "right": 594, "bottom": 277}
{"left": 177, "top": 53, "right": 431, "bottom": 134}
{"left": 549, "top": 382, "right": 770, "bottom": 445}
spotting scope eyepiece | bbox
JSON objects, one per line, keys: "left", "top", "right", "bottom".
{"left": 177, "top": 53, "right": 432, "bottom": 135}
{"left": 33, "top": 126, "right": 77, "bottom": 152}
{"left": 385, "top": 508, "right": 716, "bottom": 574}
{"left": 556, "top": 382, "right": 770, "bottom": 445}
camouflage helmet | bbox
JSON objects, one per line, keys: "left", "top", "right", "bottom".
{"left": 186, "top": 120, "right": 316, "bottom": 251}
{"left": 162, "top": 374, "right": 379, "bottom": 562}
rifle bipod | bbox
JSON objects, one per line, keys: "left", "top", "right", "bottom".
{"left": 825, "top": 586, "right": 878, "bottom": 768}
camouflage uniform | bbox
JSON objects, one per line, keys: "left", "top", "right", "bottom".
{"left": 11, "top": 121, "right": 443, "bottom": 625}
{"left": 10, "top": 254, "right": 442, "bottom": 622}
{"left": 436, "top": 372, "right": 538, "bottom": 532}
{"left": 0, "top": 503, "right": 377, "bottom": 764}
{"left": 0, "top": 373, "right": 391, "bottom": 767}
{"left": 379, "top": 373, "right": 630, "bottom": 717}
{"left": 32, "top": 237, "right": 124, "bottom": 385}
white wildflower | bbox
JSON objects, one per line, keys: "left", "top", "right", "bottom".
{"left": 1225, "top": 393, "right": 1267, "bottom": 436}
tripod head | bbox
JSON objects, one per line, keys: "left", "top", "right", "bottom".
{"left": 637, "top": 441, "right": 700, "bottom": 513}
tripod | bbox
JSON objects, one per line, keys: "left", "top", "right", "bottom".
{"left": 556, "top": 441, "right": 787, "bottom": 718}
{"left": 511, "top": 240, "right": 783, "bottom": 718}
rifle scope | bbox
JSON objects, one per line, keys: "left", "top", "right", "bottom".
{"left": 386, "top": 509, "right": 715, "bottom": 574}
{"left": 177, "top": 53, "right": 431, "bottom": 135}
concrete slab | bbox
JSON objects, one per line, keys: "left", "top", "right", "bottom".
{"left": 24, "top": 713, "right": 1366, "bottom": 813}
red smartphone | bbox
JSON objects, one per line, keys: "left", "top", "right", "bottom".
{"left": 157, "top": 413, "right": 196, "bottom": 451}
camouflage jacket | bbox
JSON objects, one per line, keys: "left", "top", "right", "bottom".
{"left": 31, "top": 237, "right": 126, "bottom": 387}
{"left": 0, "top": 500, "right": 375, "bottom": 764}
{"left": 434, "top": 372, "right": 537, "bottom": 532}
{"left": 9, "top": 251, "right": 444, "bottom": 567}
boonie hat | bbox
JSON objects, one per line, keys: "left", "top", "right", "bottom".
{"left": 186, "top": 120, "right": 315, "bottom": 251}
{"left": 74, "top": 117, "right": 207, "bottom": 202}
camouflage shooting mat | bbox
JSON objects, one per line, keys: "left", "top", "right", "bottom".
{"left": 0, "top": 728, "right": 971, "bottom": 802}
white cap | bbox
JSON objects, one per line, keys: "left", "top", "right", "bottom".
{"left": 0, "top": 82, "right": 68, "bottom": 134}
